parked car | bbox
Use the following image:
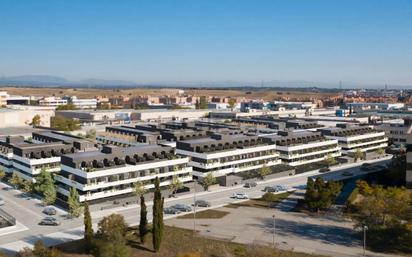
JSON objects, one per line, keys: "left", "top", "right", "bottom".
{"left": 171, "top": 204, "right": 192, "bottom": 212}
{"left": 319, "top": 167, "right": 331, "bottom": 173}
{"left": 360, "top": 163, "right": 373, "bottom": 171}
{"left": 273, "top": 185, "right": 288, "bottom": 192}
{"left": 244, "top": 182, "right": 257, "bottom": 188}
{"left": 0, "top": 198, "right": 5, "bottom": 206}
{"left": 194, "top": 200, "right": 211, "bottom": 207}
{"left": 231, "top": 193, "right": 248, "bottom": 199}
{"left": 39, "top": 217, "right": 60, "bottom": 226}
{"left": 164, "top": 207, "right": 181, "bottom": 215}
{"left": 42, "top": 207, "right": 57, "bottom": 216}
{"left": 264, "top": 186, "right": 277, "bottom": 192}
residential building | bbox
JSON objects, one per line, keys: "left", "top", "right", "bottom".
{"left": 2, "top": 131, "right": 93, "bottom": 182}
{"left": 56, "top": 145, "right": 192, "bottom": 203}
{"left": 406, "top": 134, "right": 412, "bottom": 188}
{"left": 0, "top": 92, "right": 7, "bottom": 107}
{"left": 320, "top": 124, "right": 388, "bottom": 157}
{"left": 39, "top": 97, "right": 68, "bottom": 107}
{"left": 262, "top": 131, "right": 341, "bottom": 167}
{"left": 376, "top": 118, "right": 412, "bottom": 145}
{"left": 176, "top": 132, "right": 281, "bottom": 179}
{"left": 64, "top": 96, "right": 97, "bottom": 109}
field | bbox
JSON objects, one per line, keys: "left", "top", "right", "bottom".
{"left": 1, "top": 86, "right": 339, "bottom": 101}
{"left": 56, "top": 226, "right": 326, "bottom": 257}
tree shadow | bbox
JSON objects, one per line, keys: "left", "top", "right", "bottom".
{"left": 254, "top": 217, "right": 361, "bottom": 247}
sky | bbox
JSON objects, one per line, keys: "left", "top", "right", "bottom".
{"left": 0, "top": 0, "right": 412, "bottom": 86}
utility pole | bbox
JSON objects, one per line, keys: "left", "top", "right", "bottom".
{"left": 363, "top": 225, "right": 368, "bottom": 257}
{"left": 193, "top": 181, "right": 197, "bottom": 236}
{"left": 272, "top": 214, "right": 276, "bottom": 247}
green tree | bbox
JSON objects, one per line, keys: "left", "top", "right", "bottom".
{"left": 85, "top": 129, "right": 97, "bottom": 140}
{"left": 51, "top": 116, "right": 80, "bottom": 131}
{"left": 195, "top": 96, "right": 208, "bottom": 109}
{"left": 139, "top": 195, "right": 148, "bottom": 244}
{"left": 169, "top": 175, "right": 183, "bottom": 197}
{"left": 375, "top": 148, "right": 385, "bottom": 158}
{"left": 228, "top": 98, "right": 237, "bottom": 110}
{"left": 0, "top": 169, "right": 6, "bottom": 181}
{"left": 133, "top": 180, "right": 147, "bottom": 197}
{"left": 258, "top": 164, "right": 271, "bottom": 180}
{"left": 152, "top": 177, "right": 164, "bottom": 252}
{"left": 200, "top": 173, "right": 217, "bottom": 191}
{"left": 325, "top": 153, "right": 337, "bottom": 167}
{"left": 133, "top": 181, "right": 149, "bottom": 244}
{"left": 97, "top": 214, "right": 128, "bottom": 240}
{"left": 354, "top": 148, "right": 363, "bottom": 162}
{"left": 30, "top": 114, "right": 41, "bottom": 127}
{"left": 32, "top": 240, "right": 61, "bottom": 257}
{"left": 43, "top": 184, "right": 56, "bottom": 205}
{"left": 68, "top": 187, "right": 82, "bottom": 218}
{"left": 56, "top": 103, "right": 77, "bottom": 110}
{"left": 94, "top": 233, "right": 131, "bottom": 257}
{"left": 83, "top": 201, "right": 93, "bottom": 254}
{"left": 21, "top": 180, "right": 34, "bottom": 195}
{"left": 304, "top": 177, "right": 342, "bottom": 212}
{"left": 35, "top": 169, "right": 56, "bottom": 205}
{"left": 9, "top": 172, "right": 23, "bottom": 189}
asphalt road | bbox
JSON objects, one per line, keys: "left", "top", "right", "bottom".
{"left": 0, "top": 156, "right": 391, "bottom": 254}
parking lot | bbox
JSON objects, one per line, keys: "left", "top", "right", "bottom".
{"left": 166, "top": 193, "right": 396, "bottom": 257}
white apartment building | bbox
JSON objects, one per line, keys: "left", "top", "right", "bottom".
{"left": 176, "top": 133, "right": 281, "bottom": 178}
{"left": 262, "top": 131, "right": 341, "bottom": 166}
{"left": 56, "top": 145, "right": 192, "bottom": 203}
{"left": 12, "top": 142, "right": 74, "bottom": 182}
{"left": 320, "top": 124, "right": 388, "bottom": 156}
{"left": 39, "top": 97, "right": 68, "bottom": 107}
{"left": 66, "top": 96, "right": 97, "bottom": 109}
{"left": 376, "top": 118, "right": 412, "bottom": 145}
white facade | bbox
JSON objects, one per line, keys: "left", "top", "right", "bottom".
{"left": 57, "top": 155, "right": 192, "bottom": 202}
{"left": 177, "top": 144, "right": 281, "bottom": 178}
{"left": 69, "top": 96, "right": 97, "bottom": 109}
{"left": 324, "top": 131, "right": 388, "bottom": 155}
{"left": 39, "top": 97, "right": 68, "bottom": 107}
{"left": 275, "top": 139, "right": 341, "bottom": 166}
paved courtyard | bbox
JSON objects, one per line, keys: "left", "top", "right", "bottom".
{"left": 166, "top": 196, "right": 398, "bottom": 257}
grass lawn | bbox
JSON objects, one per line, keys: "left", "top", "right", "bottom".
{"left": 177, "top": 209, "right": 229, "bottom": 219}
{"left": 56, "top": 225, "right": 326, "bottom": 257}
{"left": 226, "top": 192, "right": 291, "bottom": 209}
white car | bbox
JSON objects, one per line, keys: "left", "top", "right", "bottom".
{"left": 231, "top": 193, "right": 249, "bottom": 199}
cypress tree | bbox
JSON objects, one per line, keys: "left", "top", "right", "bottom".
{"left": 152, "top": 177, "right": 164, "bottom": 252}
{"left": 139, "top": 195, "right": 148, "bottom": 243}
{"left": 84, "top": 201, "right": 93, "bottom": 253}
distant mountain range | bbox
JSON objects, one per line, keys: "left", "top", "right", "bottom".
{"left": 0, "top": 75, "right": 410, "bottom": 90}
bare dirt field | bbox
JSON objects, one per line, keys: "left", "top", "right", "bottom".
{"left": 0, "top": 86, "right": 339, "bottom": 101}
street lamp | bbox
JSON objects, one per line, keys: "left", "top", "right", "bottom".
{"left": 193, "top": 181, "right": 197, "bottom": 236}
{"left": 363, "top": 225, "right": 368, "bottom": 257}
{"left": 272, "top": 214, "right": 276, "bottom": 247}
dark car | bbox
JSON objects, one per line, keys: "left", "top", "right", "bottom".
{"left": 244, "top": 182, "right": 257, "bottom": 188}
{"left": 171, "top": 204, "right": 192, "bottom": 212}
{"left": 164, "top": 207, "right": 181, "bottom": 215}
{"left": 319, "top": 167, "right": 330, "bottom": 173}
{"left": 42, "top": 207, "right": 57, "bottom": 216}
{"left": 264, "top": 186, "right": 276, "bottom": 192}
{"left": 194, "top": 200, "right": 211, "bottom": 207}
{"left": 39, "top": 217, "right": 60, "bottom": 226}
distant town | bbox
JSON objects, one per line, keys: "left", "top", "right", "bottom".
{"left": 0, "top": 86, "right": 410, "bottom": 257}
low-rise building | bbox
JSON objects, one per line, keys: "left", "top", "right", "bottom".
{"left": 176, "top": 133, "right": 281, "bottom": 179}
{"left": 39, "top": 97, "right": 68, "bottom": 107}
{"left": 56, "top": 145, "right": 192, "bottom": 203}
{"left": 376, "top": 118, "right": 412, "bottom": 145}
{"left": 320, "top": 124, "right": 388, "bottom": 157}
{"left": 406, "top": 134, "right": 412, "bottom": 188}
{"left": 262, "top": 131, "right": 341, "bottom": 166}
